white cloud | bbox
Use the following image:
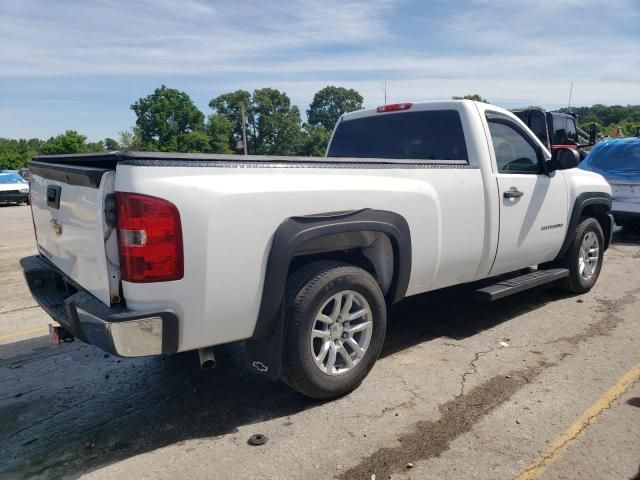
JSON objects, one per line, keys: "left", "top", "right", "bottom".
{"left": 0, "top": 0, "right": 638, "bottom": 139}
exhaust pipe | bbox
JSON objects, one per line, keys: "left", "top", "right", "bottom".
{"left": 198, "top": 347, "right": 216, "bottom": 370}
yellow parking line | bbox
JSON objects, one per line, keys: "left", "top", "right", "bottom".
{"left": 0, "top": 326, "right": 48, "bottom": 342}
{"left": 516, "top": 362, "right": 640, "bottom": 480}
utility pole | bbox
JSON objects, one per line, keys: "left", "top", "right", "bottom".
{"left": 240, "top": 104, "right": 248, "bottom": 155}
{"left": 568, "top": 82, "right": 573, "bottom": 109}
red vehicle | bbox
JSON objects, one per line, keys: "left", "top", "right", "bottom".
{"left": 512, "top": 108, "right": 597, "bottom": 156}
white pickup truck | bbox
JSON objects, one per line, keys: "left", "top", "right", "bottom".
{"left": 22, "top": 100, "right": 613, "bottom": 399}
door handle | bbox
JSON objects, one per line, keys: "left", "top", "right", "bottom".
{"left": 504, "top": 188, "right": 524, "bottom": 199}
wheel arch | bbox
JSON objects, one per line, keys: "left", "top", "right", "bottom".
{"left": 555, "top": 192, "right": 613, "bottom": 261}
{"left": 251, "top": 208, "right": 411, "bottom": 341}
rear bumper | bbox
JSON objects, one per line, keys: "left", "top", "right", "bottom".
{"left": 613, "top": 200, "right": 640, "bottom": 220}
{"left": 20, "top": 255, "right": 179, "bottom": 357}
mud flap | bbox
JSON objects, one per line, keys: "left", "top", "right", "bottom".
{"left": 245, "top": 306, "right": 284, "bottom": 380}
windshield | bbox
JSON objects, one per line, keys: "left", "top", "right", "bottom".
{"left": 327, "top": 110, "right": 468, "bottom": 161}
{"left": 0, "top": 172, "right": 28, "bottom": 184}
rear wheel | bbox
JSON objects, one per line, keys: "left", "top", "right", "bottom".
{"left": 558, "top": 217, "right": 604, "bottom": 293}
{"left": 281, "top": 261, "right": 387, "bottom": 399}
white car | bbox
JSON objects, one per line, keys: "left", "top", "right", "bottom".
{"left": 0, "top": 170, "right": 29, "bottom": 205}
{"left": 22, "top": 100, "right": 612, "bottom": 399}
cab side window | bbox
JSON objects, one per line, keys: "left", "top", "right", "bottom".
{"left": 487, "top": 118, "right": 541, "bottom": 174}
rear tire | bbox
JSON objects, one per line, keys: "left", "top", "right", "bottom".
{"left": 281, "top": 261, "right": 387, "bottom": 399}
{"left": 558, "top": 217, "right": 604, "bottom": 294}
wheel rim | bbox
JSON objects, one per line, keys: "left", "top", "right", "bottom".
{"left": 578, "top": 231, "right": 600, "bottom": 280}
{"left": 310, "top": 290, "right": 373, "bottom": 376}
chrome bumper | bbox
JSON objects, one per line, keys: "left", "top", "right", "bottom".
{"left": 20, "top": 255, "right": 178, "bottom": 357}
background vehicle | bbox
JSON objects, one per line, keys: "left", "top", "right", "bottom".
{"left": 22, "top": 100, "right": 612, "bottom": 399}
{"left": 512, "top": 108, "right": 597, "bottom": 155}
{"left": 0, "top": 170, "right": 30, "bottom": 205}
{"left": 580, "top": 137, "right": 640, "bottom": 228}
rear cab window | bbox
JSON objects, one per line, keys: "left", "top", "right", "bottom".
{"left": 327, "top": 110, "right": 469, "bottom": 162}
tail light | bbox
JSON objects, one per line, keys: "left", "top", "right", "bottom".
{"left": 116, "top": 192, "right": 183, "bottom": 283}
{"left": 376, "top": 103, "right": 413, "bottom": 113}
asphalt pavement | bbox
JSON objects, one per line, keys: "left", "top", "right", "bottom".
{"left": 1, "top": 204, "right": 639, "bottom": 480}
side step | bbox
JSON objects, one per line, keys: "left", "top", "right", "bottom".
{"left": 474, "top": 268, "right": 569, "bottom": 302}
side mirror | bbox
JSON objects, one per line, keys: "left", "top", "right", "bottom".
{"left": 589, "top": 123, "right": 598, "bottom": 145}
{"left": 547, "top": 148, "right": 581, "bottom": 173}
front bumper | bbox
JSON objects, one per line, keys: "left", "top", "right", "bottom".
{"left": 0, "top": 191, "right": 28, "bottom": 203}
{"left": 20, "top": 255, "right": 178, "bottom": 357}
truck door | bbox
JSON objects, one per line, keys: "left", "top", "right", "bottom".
{"left": 485, "top": 112, "right": 568, "bottom": 276}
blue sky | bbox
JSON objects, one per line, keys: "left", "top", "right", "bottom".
{"left": 1, "top": 0, "right": 639, "bottom": 141}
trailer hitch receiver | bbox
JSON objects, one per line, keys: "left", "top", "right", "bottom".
{"left": 49, "top": 323, "right": 74, "bottom": 345}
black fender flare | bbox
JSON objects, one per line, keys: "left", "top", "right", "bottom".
{"left": 245, "top": 208, "right": 411, "bottom": 379}
{"left": 554, "top": 192, "right": 612, "bottom": 261}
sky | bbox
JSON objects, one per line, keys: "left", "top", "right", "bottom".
{"left": 1, "top": 0, "right": 639, "bottom": 141}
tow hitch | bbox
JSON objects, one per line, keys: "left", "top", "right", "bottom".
{"left": 48, "top": 323, "right": 74, "bottom": 345}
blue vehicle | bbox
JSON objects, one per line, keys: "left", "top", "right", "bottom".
{"left": 580, "top": 138, "right": 640, "bottom": 227}
{"left": 0, "top": 170, "right": 30, "bottom": 205}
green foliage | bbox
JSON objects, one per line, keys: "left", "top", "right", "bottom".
{"left": 297, "top": 124, "right": 331, "bottom": 156}
{"left": 41, "top": 130, "right": 102, "bottom": 155}
{"left": 209, "top": 88, "right": 303, "bottom": 155}
{"left": 205, "top": 114, "right": 234, "bottom": 154}
{"left": 104, "top": 138, "right": 120, "bottom": 150}
{"left": 131, "top": 85, "right": 205, "bottom": 151}
{"left": 559, "top": 104, "right": 640, "bottom": 137}
{"left": 177, "top": 130, "right": 210, "bottom": 153}
{"left": 1, "top": 131, "right": 106, "bottom": 169}
{"left": 0, "top": 138, "right": 44, "bottom": 169}
{"left": 118, "top": 128, "right": 145, "bottom": 150}
{"left": 452, "top": 93, "right": 489, "bottom": 103}
{"left": 252, "top": 88, "right": 303, "bottom": 155}
{"left": 307, "top": 86, "right": 364, "bottom": 130}
{"left": 208, "top": 90, "right": 251, "bottom": 152}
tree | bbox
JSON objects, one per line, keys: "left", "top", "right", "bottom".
{"left": 452, "top": 94, "right": 489, "bottom": 103}
{"left": 297, "top": 124, "right": 331, "bottom": 156}
{"left": 177, "top": 131, "right": 210, "bottom": 153}
{"left": 118, "top": 128, "right": 145, "bottom": 150}
{"left": 208, "top": 89, "right": 252, "bottom": 152}
{"left": 41, "top": 130, "right": 92, "bottom": 155}
{"left": 209, "top": 88, "right": 303, "bottom": 155}
{"left": 252, "top": 88, "right": 302, "bottom": 155}
{"left": 0, "top": 138, "right": 44, "bottom": 169}
{"left": 307, "top": 86, "right": 364, "bottom": 130}
{"left": 104, "top": 138, "right": 120, "bottom": 150}
{"left": 131, "top": 85, "right": 205, "bottom": 151}
{"left": 86, "top": 141, "right": 105, "bottom": 152}
{"left": 205, "top": 114, "right": 233, "bottom": 153}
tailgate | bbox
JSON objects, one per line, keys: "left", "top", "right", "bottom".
{"left": 29, "top": 161, "right": 120, "bottom": 306}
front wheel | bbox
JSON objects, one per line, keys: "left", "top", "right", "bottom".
{"left": 282, "top": 261, "right": 387, "bottom": 399}
{"left": 558, "top": 217, "right": 604, "bottom": 294}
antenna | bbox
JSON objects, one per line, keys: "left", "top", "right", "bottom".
{"left": 568, "top": 82, "right": 573, "bottom": 109}
{"left": 382, "top": 80, "right": 387, "bottom": 105}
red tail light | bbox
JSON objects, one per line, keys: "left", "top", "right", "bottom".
{"left": 116, "top": 192, "right": 183, "bottom": 283}
{"left": 376, "top": 103, "right": 413, "bottom": 113}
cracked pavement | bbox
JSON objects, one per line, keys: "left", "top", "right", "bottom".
{"left": 1, "top": 205, "right": 639, "bottom": 480}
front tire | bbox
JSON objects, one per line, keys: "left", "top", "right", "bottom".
{"left": 558, "top": 217, "right": 604, "bottom": 293}
{"left": 282, "top": 261, "right": 387, "bottom": 399}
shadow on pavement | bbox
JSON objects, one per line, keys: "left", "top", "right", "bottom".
{"left": 612, "top": 226, "right": 640, "bottom": 246}
{"left": 0, "top": 284, "right": 568, "bottom": 479}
